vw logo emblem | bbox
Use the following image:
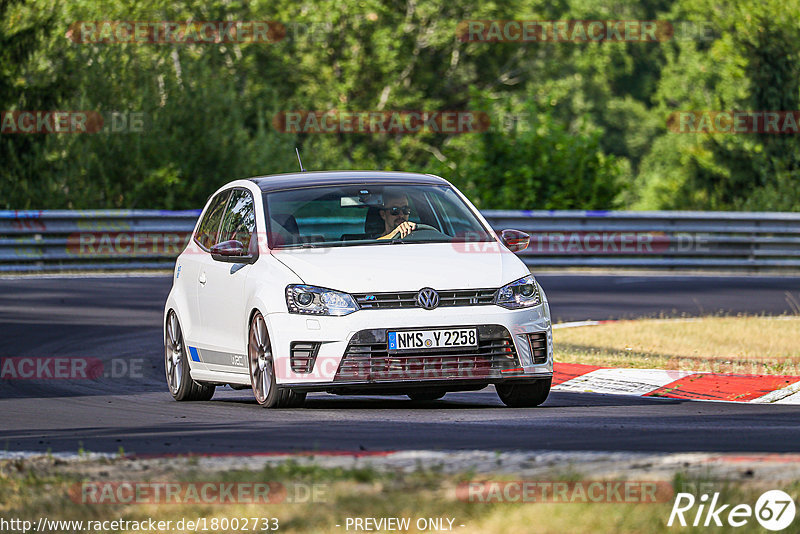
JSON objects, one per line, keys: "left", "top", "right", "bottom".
{"left": 416, "top": 287, "right": 439, "bottom": 310}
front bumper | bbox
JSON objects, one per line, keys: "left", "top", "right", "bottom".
{"left": 265, "top": 302, "right": 553, "bottom": 387}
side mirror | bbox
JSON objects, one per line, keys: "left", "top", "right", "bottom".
{"left": 210, "top": 240, "right": 256, "bottom": 264}
{"left": 500, "top": 229, "right": 530, "bottom": 253}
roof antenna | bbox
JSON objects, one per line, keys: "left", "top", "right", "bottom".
{"left": 295, "top": 147, "right": 306, "bottom": 172}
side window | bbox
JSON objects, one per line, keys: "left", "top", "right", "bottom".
{"left": 195, "top": 190, "right": 231, "bottom": 250}
{"left": 219, "top": 189, "right": 256, "bottom": 250}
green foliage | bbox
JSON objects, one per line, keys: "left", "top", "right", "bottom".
{"left": 1, "top": 0, "right": 799, "bottom": 211}
{"left": 631, "top": 0, "right": 800, "bottom": 210}
{"left": 427, "top": 95, "right": 626, "bottom": 209}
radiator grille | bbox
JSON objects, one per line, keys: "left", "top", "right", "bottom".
{"left": 353, "top": 288, "right": 497, "bottom": 309}
{"left": 334, "top": 325, "right": 519, "bottom": 382}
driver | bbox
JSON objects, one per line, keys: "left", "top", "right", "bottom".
{"left": 378, "top": 192, "right": 416, "bottom": 238}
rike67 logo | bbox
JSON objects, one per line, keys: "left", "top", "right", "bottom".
{"left": 668, "top": 490, "right": 796, "bottom": 530}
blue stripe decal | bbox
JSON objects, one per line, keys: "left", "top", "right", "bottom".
{"left": 188, "top": 346, "right": 201, "bottom": 362}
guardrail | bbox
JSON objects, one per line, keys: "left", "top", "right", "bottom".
{"left": 2, "top": 209, "right": 800, "bottom": 272}
{"left": 0, "top": 210, "right": 199, "bottom": 272}
{"left": 482, "top": 210, "right": 800, "bottom": 269}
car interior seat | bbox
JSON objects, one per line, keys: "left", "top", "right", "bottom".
{"left": 364, "top": 207, "right": 384, "bottom": 236}
{"left": 270, "top": 213, "right": 300, "bottom": 246}
{"left": 340, "top": 207, "right": 384, "bottom": 241}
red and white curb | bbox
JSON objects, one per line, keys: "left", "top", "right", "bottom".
{"left": 551, "top": 319, "right": 800, "bottom": 403}
{"left": 552, "top": 363, "right": 800, "bottom": 404}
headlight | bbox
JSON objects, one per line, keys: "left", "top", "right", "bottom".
{"left": 286, "top": 285, "right": 359, "bottom": 316}
{"left": 494, "top": 275, "right": 541, "bottom": 309}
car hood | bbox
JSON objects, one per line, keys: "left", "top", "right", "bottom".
{"left": 270, "top": 242, "right": 529, "bottom": 293}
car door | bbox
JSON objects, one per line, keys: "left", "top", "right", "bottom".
{"left": 196, "top": 188, "right": 256, "bottom": 373}
{"left": 180, "top": 189, "right": 230, "bottom": 348}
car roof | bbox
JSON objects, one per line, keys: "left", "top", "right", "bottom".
{"left": 248, "top": 170, "right": 449, "bottom": 193}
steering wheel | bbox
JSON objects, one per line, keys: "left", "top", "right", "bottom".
{"left": 378, "top": 223, "right": 443, "bottom": 241}
{"left": 407, "top": 223, "right": 437, "bottom": 233}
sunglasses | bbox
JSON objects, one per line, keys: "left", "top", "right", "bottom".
{"left": 383, "top": 206, "right": 412, "bottom": 216}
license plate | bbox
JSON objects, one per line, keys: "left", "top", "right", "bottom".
{"left": 387, "top": 328, "right": 478, "bottom": 351}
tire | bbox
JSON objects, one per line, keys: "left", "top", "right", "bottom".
{"left": 495, "top": 379, "right": 551, "bottom": 407}
{"left": 407, "top": 389, "right": 447, "bottom": 401}
{"left": 165, "top": 310, "right": 215, "bottom": 401}
{"left": 248, "top": 312, "right": 306, "bottom": 408}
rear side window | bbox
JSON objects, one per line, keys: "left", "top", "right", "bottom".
{"left": 219, "top": 189, "right": 256, "bottom": 250}
{"left": 194, "top": 190, "right": 231, "bottom": 250}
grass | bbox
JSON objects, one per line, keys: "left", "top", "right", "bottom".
{"left": 555, "top": 315, "right": 800, "bottom": 374}
{"left": 2, "top": 457, "right": 798, "bottom": 534}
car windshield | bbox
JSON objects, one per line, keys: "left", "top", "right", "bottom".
{"left": 264, "top": 183, "right": 494, "bottom": 248}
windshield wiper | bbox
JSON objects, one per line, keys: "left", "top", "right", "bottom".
{"left": 391, "top": 238, "right": 451, "bottom": 245}
{"left": 276, "top": 237, "right": 457, "bottom": 250}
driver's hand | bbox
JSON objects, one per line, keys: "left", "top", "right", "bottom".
{"left": 396, "top": 221, "right": 416, "bottom": 237}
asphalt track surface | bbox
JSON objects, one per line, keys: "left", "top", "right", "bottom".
{"left": 1, "top": 274, "right": 800, "bottom": 455}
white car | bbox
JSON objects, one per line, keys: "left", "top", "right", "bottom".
{"left": 164, "top": 171, "right": 553, "bottom": 408}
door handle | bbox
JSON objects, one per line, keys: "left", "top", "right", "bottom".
{"left": 198, "top": 271, "right": 207, "bottom": 285}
